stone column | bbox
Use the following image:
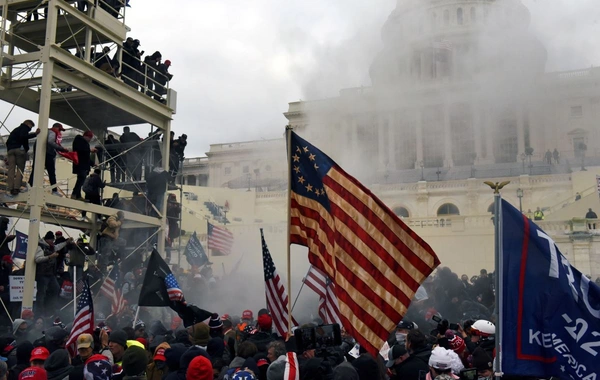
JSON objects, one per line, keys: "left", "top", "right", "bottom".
{"left": 388, "top": 112, "right": 396, "bottom": 170}
{"left": 485, "top": 107, "right": 495, "bottom": 163}
{"left": 516, "top": 106, "right": 525, "bottom": 161}
{"left": 378, "top": 115, "right": 387, "bottom": 171}
{"left": 415, "top": 108, "right": 423, "bottom": 168}
{"left": 443, "top": 104, "right": 454, "bottom": 167}
{"left": 473, "top": 106, "right": 482, "bottom": 162}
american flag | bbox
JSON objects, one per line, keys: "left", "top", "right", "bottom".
{"left": 303, "top": 266, "right": 342, "bottom": 326}
{"left": 261, "top": 228, "right": 297, "bottom": 336}
{"left": 289, "top": 131, "right": 440, "bottom": 355}
{"left": 65, "top": 279, "right": 94, "bottom": 357}
{"left": 207, "top": 222, "right": 234, "bottom": 255}
{"left": 100, "top": 266, "right": 126, "bottom": 314}
{"left": 165, "top": 273, "right": 184, "bottom": 302}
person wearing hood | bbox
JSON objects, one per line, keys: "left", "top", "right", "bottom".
{"left": 146, "top": 342, "right": 169, "bottom": 380}
{"left": 163, "top": 344, "right": 186, "bottom": 377}
{"left": 43, "top": 349, "right": 72, "bottom": 380}
{"left": 148, "top": 321, "right": 171, "bottom": 348}
{"left": 12, "top": 319, "right": 29, "bottom": 344}
{"left": 43, "top": 327, "right": 69, "bottom": 354}
{"left": 165, "top": 346, "right": 208, "bottom": 380}
{"left": 185, "top": 355, "right": 212, "bottom": 380}
{"left": 34, "top": 232, "right": 70, "bottom": 318}
{"left": 8, "top": 341, "right": 33, "bottom": 380}
{"left": 122, "top": 347, "right": 147, "bottom": 380}
{"left": 333, "top": 362, "right": 359, "bottom": 380}
{"left": 188, "top": 323, "right": 210, "bottom": 350}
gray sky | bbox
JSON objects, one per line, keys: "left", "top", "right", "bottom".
{"left": 1, "top": 0, "right": 599, "bottom": 157}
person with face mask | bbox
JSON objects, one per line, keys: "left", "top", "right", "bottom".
{"left": 393, "top": 319, "right": 415, "bottom": 346}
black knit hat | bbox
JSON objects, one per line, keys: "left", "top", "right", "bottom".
{"left": 122, "top": 347, "right": 147, "bottom": 376}
{"left": 108, "top": 330, "right": 128, "bottom": 349}
{"left": 43, "top": 231, "right": 55, "bottom": 240}
{"left": 209, "top": 313, "right": 223, "bottom": 330}
{"left": 472, "top": 347, "right": 493, "bottom": 371}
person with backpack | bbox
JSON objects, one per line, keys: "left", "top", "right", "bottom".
{"left": 81, "top": 169, "right": 105, "bottom": 219}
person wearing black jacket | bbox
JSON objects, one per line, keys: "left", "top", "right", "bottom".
{"left": 5, "top": 120, "right": 39, "bottom": 195}
{"left": 122, "top": 38, "right": 142, "bottom": 89}
{"left": 28, "top": 123, "right": 68, "bottom": 195}
{"left": 120, "top": 126, "right": 142, "bottom": 181}
{"left": 393, "top": 329, "right": 431, "bottom": 380}
{"left": 0, "top": 217, "right": 15, "bottom": 258}
{"left": 71, "top": 131, "right": 96, "bottom": 200}
{"left": 143, "top": 51, "right": 162, "bottom": 96}
{"left": 154, "top": 59, "right": 173, "bottom": 101}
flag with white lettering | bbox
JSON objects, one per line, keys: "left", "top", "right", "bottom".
{"left": 501, "top": 198, "right": 600, "bottom": 379}
{"left": 184, "top": 231, "right": 208, "bottom": 267}
{"left": 13, "top": 231, "right": 27, "bottom": 260}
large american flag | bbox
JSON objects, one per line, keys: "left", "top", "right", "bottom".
{"left": 100, "top": 265, "right": 126, "bottom": 314}
{"left": 303, "top": 266, "right": 341, "bottom": 326}
{"left": 289, "top": 131, "right": 440, "bottom": 355}
{"left": 65, "top": 279, "right": 94, "bottom": 357}
{"left": 261, "top": 228, "right": 297, "bottom": 336}
{"left": 165, "top": 273, "right": 184, "bottom": 302}
{"left": 207, "top": 222, "right": 234, "bottom": 255}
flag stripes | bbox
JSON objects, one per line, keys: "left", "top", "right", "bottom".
{"left": 303, "top": 266, "right": 341, "bottom": 325}
{"left": 207, "top": 222, "right": 234, "bottom": 255}
{"left": 100, "top": 266, "right": 126, "bottom": 314}
{"left": 289, "top": 131, "right": 440, "bottom": 355}
{"left": 65, "top": 279, "right": 94, "bottom": 357}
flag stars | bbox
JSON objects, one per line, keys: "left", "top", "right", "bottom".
{"left": 296, "top": 146, "right": 301, "bottom": 153}
{"left": 303, "top": 146, "right": 309, "bottom": 153}
{"left": 314, "top": 163, "right": 319, "bottom": 170}
{"left": 306, "top": 184, "right": 313, "bottom": 192}
{"left": 293, "top": 166, "right": 300, "bottom": 174}
{"left": 298, "top": 176, "right": 305, "bottom": 184}
{"left": 292, "top": 154, "right": 300, "bottom": 162}
{"left": 309, "top": 153, "right": 316, "bottom": 161}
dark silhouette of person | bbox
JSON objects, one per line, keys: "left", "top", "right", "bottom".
{"left": 586, "top": 208, "right": 598, "bottom": 230}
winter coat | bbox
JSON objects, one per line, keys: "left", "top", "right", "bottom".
{"left": 247, "top": 332, "right": 274, "bottom": 354}
{"left": 45, "top": 129, "right": 67, "bottom": 158}
{"left": 6, "top": 123, "right": 36, "bottom": 152}
{"left": 44, "top": 349, "right": 73, "bottom": 380}
{"left": 146, "top": 342, "right": 170, "bottom": 380}
{"left": 392, "top": 346, "right": 431, "bottom": 380}
{"left": 72, "top": 135, "right": 92, "bottom": 174}
{"left": 84, "top": 172, "right": 105, "bottom": 196}
{"left": 35, "top": 239, "right": 67, "bottom": 277}
{"left": 102, "top": 213, "right": 123, "bottom": 240}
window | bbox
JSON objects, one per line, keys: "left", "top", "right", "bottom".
{"left": 457, "top": 8, "right": 463, "bottom": 25}
{"left": 224, "top": 167, "right": 231, "bottom": 175}
{"left": 571, "top": 106, "right": 583, "bottom": 118}
{"left": 444, "top": 10, "right": 450, "bottom": 26}
{"left": 393, "top": 207, "right": 410, "bottom": 218}
{"left": 437, "top": 203, "right": 460, "bottom": 216}
{"left": 470, "top": 7, "right": 476, "bottom": 23}
{"left": 242, "top": 165, "right": 249, "bottom": 174}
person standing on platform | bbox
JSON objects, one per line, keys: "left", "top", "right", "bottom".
{"left": 82, "top": 168, "right": 106, "bottom": 219}
{"left": 34, "top": 232, "right": 71, "bottom": 318}
{"left": 586, "top": 208, "right": 598, "bottom": 230}
{"left": 119, "top": 126, "right": 142, "bottom": 181}
{"left": 29, "top": 123, "right": 68, "bottom": 196}
{"left": 154, "top": 59, "right": 173, "bottom": 101}
{"left": 5, "top": 120, "right": 39, "bottom": 195}
{"left": 104, "top": 134, "right": 123, "bottom": 183}
{"left": 71, "top": 131, "right": 96, "bottom": 201}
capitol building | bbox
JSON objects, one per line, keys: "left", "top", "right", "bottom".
{"left": 177, "top": 0, "right": 600, "bottom": 279}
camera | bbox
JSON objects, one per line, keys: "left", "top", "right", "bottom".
{"left": 459, "top": 368, "right": 477, "bottom": 380}
{"left": 294, "top": 324, "right": 342, "bottom": 352}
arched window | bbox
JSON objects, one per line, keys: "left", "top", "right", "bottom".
{"left": 437, "top": 203, "right": 460, "bottom": 216}
{"left": 457, "top": 8, "right": 463, "bottom": 25}
{"left": 187, "top": 175, "right": 197, "bottom": 186}
{"left": 444, "top": 10, "right": 450, "bottom": 26}
{"left": 393, "top": 207, "right": 410, "bottom": 218}
{"left": 470, "top": 7, "right": 477, "bottom": 23}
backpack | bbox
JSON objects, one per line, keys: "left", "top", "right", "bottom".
{"left": 82, "top": 175, "right": 94, "bottom": 193}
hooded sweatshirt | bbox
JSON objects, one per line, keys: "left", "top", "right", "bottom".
{"left": 12, "top": 319, "right": 28, "bottom": 343}
{"left": 333, "top": 362, "right": 359, "bottom": 380}
{"left": 44, "top": 349, "right": 73, "bottom": 380}
{"left": 146, "top": 342, "right": 170, "bottom": 380}
{"left": 8, "top": 341, "right": 33, "bottom": 380}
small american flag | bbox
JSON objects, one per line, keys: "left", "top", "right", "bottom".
{"left": 303, "top": 266, "right": 342, "bottom": 326}
{"left": 65, "top": 279, "right": 94, "bottom": 357}
{"left": 207, "top": 222, "right": 234, "bottom": 255}
{"left": 100, "top": 265, "right": 126, "bottom": 314}
{"left": 165, "top": 273, "right": 184, "bottom": 302}
{"left": 261, "top": 229, "right": 297, "bottom": 336}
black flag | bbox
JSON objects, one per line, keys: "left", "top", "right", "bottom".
{"left": 184, "top": 231, "right": 209, "bottom": 267}
{"left": 138, "top": 250, "right": 212, "bottom": 327}
{"left": 138, "top": 249, "right": 173, "bottom": 307}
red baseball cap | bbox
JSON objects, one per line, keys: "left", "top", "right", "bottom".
{"left": 83, "top": 131, "right": 94, "bottom": 138}
{"left": 257, "top": 314, "right": 272, "bottom": 330}
{"left": 18, "top": 367, "right": 47, "bottom": 380}
{"left": 153, "top": 347, "right": 166, "bottom": 362}
{"left": 241, "top": 310, "right": 253, "bottom": 320}
{"left": 30, "top": 347, "right": 49, "bottom": 361}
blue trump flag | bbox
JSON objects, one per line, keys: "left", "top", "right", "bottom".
{"left": 13, "top": 231, "right": 28, "bottom": 260}
{"left": 501, "top": 199, "right": 600, "bottom": 379}
{"left": 184, "top": 231, "right": 208, "bottom": 267}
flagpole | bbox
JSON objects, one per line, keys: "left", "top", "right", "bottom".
{"left": 291, "top": 275, "right": 306, "bottom": 313}
{"left": 132, "top": 306, "right": 140, "bottom": 328}
{"left": 73, "top": 267, "right": 77, "bottom": 319}
{"left": 285, "top": 125, "right": 293, "bottom": 334}
{"left": 485, "top": 181, "right": 508, "bottom": 380}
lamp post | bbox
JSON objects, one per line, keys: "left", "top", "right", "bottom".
{"left": 517, "top": 188, "right": 523, "bottom": 212}
{"left": 420, "top": 161, "right": 424, "bottom": 181}
{"left": 525, "top": 147, "right": 534, "bottom": 176}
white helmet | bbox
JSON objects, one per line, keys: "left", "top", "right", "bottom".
{"left": 471, "top": 320, "right": 495, "bottom": 337}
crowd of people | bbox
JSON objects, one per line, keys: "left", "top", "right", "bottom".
{"left": 0, "top": 261, "right": 514, "bottom": 380}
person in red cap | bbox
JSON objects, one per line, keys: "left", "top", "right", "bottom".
{"left": 185, "top": 355, "right": 212, "bottom": 380}
{"left": 28, "top": 123, "right": 68, "bottom": 196}
{"left": 247, "top": 314, "right": 274, "bottom": 354}
{"left": 18, "top": 367, "right": 47, "bottom": 380}
{"left": 71, "top": 131, "right": 96, "bottom": 201}
{"left": 154, "top": 59, "right": 172, "bottom": 102}
{"left": 29, "top": 347, "right": 50, "bottom": 367}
